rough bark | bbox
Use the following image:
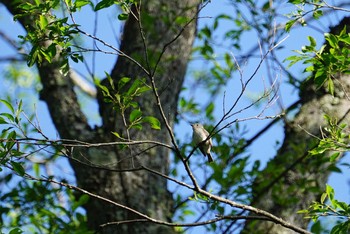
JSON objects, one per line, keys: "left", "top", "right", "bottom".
{"left": 1, "top": 0, "right": 201, "bottom": 233}
{"left": 242, "top": 17, "right": 350, "bottom": 234}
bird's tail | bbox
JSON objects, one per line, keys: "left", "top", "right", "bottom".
{"left": 207, "top": 153, "right": 214, "bottom": 163}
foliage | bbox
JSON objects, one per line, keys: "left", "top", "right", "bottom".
{"left": 284, "top": 2, "right": 350, "bottom": 231}
{"left": 94, "top": 0, "right": 135, "bottom": 17}
{"left": 15, "top": 0, "right": 81, "bottom": 75}
{"left": 285, "top": 0, "right": 324, "bottom": 31}
{"left": 286, "top": 26, "right": 350, "bottom": 95}
{"left": 298, "top": 184, "right": 350, "bottom": 234}
{"left": 0, "top": 179, "right": 92, "bottom": 234}
{"left": 96, "top": 74, "right": 161, "bottom": 133}
{"left": 309, "top": 115, "right": 349, "bottom": 162}
{"left": 14, "top": 0, "right": 136, "bottom": 76}
{"left": 305, "top": 115, "right": 350, "bottom": 232}
{"left": 0, "top": 98, "right": 91, "bottom": 233}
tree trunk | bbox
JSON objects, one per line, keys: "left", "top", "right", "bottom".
{"left": 242, "top": 17, "right": 350, "bottom": 234}
{"left": 1, "top": 0, "right": 201, "bottom": 233}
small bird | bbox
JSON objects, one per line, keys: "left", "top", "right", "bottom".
{"left": 191, "top": 123, "right": 214, "bottom": 163}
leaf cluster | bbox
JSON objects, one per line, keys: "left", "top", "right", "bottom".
{"left": 286, "top": 26, "right": 350, "bottom": 95}
{"left": 0, "top": 179, "right": 92, "bottom": 234}
{"left": 309, "top": 115, "right": 350, "bottom": 163}
{"left": 300, "top": 117, "right": 350, "bottom": 232}
{"left": 16, "top": 1, "right": 84, "bottom": 75}
{"left": 285, "top": 0, "right": 324, "bottom": 31}
{"left": 298, "top": 184, "right": 350, "bottom": 234}
{"left": 0, "top": 98, "right": 92, "bottom": 233}
{"left": 0, "top": 100, "right": 25, "bottom": 176}
{"left": 96, "top": 74, "right": 160, "bottom": 133}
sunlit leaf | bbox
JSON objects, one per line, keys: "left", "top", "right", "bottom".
{"left": 0, "top": 99, "right": 15, "bottom": 114}
{"left": 130, "top": 109, "right": 142, "bottom": 123}
{"left": 95, "top": 0, "right": 114, "bottom": 11}
{"left": 143, "top": 116, "right": 161, "bottom": 130}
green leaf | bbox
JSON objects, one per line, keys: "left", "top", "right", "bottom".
{"left": 75, "top": 211, "right": 84, "bottom": 222}
{"left": 224, "top": 52, "right": 233, "bottom": 68}
{"left": 1, "top": 113, "right": 15, "bottom": 123}
{"left": 0, "top": 99, "right": 15, "bottom": 114}
{"left": 313, "top": 10, "right": 323, "bottom": 19}
{"left": 330, "top": 152, "right": 340, "bottom": 162}
{"left": 118, "top": 77, "right": 131, "bottom": 90}
{"left": 183, "top": 209, "right": 195, "bottom": 216}
{"left": 65, "top": 0, "right": 73, "bottom": 7}
{"left": 27, "top": 45, "right": 40, "bottom": 67}
{"left": 10, "top": 161, "right": 25, "bottom": 176}
{"left": 143, "top": 116, "right": 161, "bottom": 130}
{"left": 18, "top": 2, "right": 34, "bottom": 11}
{"left": 285, "top": 19, "right": 296, "bottom": 32}
{"left": 328, "top": 78, "right": 334, "bottom": 96}
{"left": 326, "top": 184, "right": 335, "bottom": 204}
{"left": 310, "top": 221, "right": 322, "bottom": 234}
{"left": 39, "top": 15, "right": 48, "bottom": 29}
{"left": 288, "top": 0, "right": 304, "bottom": 5}
{"left": 129, "top": 101, "right": 138, "bottom": 108}
{"left": 41, "top": 45, "right": 56, "bottom": 63}
{"left": 325, "top": 33, "right": 338, "bottom": 49}
{"left": 111, "top": 131, "right": 121, "bottom": 139}
{"left": 330, "top": 221, "right": 350, "bottom": 234}
{"left": 175, "top": 16, "right": 189, "bottom": 25}
{"left": 131, "top": 123, "right": 142, "bottom": 130}
{"left": 136, "top": 85, "right": 151, "bottom": 94}
{"left": 129, "top": 109, "right": 142, "bottom": 123}
{"left": 336, "top": 201, "right": 349, "bottom": 211}
{"left": 304, "top": 65, "right": 314, "bottom": 72}
{"left": 314, "top": 70, "right": 326, "bottom": 88}
{"left": 72, "top": 194, "right": 89, "bottom": 211}
{"left": 75, "top": 0, "right": 91, "bottom": 9}
{"left": 308, "top": 36, "right": 316, "bottom": 48}
{"left": 0, "top": 117, "right": 8, "bottom": 124}
{"left": 320, "top": 192, "right": 327, "bottom": 204}
{"left": 118, "top": 13, "right": 129, "bottom": 21}
{"left": 339, "top": 25, "right": 347, "bottom": 37}
{"left": 60, "top": 59, "right": 70, "bottom": 76}
{"left": 339, "top": 35, "right": 350, "bottom": 45}
{"left": 127, "top": 79, "right": 143, "bottom": 96}
{"left": 95, "top": 0, "right": 114, "bottom": 11}
{"left": 9, "top": 228, "right": 23, "bottom": 234}
{"left": 33, "top": 163, "right": 40, "bottom": 177}
{"left": 297, "top": 209, "right": 309, "bottom": 214}
{"left": 205, "top": 102, "right": 215, "bottom": 116}
{"left": 201, "top": 26, "right": 211, "bottom": 38}
{"left": 284, "top": 55, "right": 304, "bottom": 68}
{"left": 16, "top": 100, "right": 23, "bottom": 118}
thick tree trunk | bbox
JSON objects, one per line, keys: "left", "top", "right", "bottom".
{"left": 242, "top": 17, "right": 350, "bottom": 233}
{"left": 1, "top": 0, "right": 201, "bottom": 233}
{"left": 76, "top": 2, "right": 201, "bottom": 233}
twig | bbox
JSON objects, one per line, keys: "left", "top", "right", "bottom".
{"left": 20, "top": 173, "right": 310, "bottom": 234}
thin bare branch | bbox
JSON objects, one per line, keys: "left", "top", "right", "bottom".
{"left": 62, "top": 1, "right": 150, "bottom": 77}
{"left": 19, "top": 174, "right": 309, "bottom": 234}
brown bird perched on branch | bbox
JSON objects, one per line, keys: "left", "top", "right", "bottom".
{"left": 191, "top": 123, "right": 214, "bottom": 163}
